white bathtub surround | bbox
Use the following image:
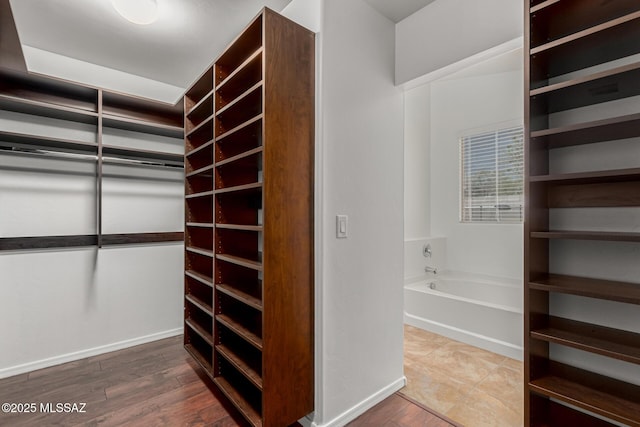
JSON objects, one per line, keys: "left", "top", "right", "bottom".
{"left": 404, "top": 237, "right": 446, "bottom": 283}
{"left": 404, "top": 271, "right": 523, "bottom": 360}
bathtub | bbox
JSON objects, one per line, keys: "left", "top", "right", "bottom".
{"left": 404, "top": 272, "right": 523, "bottom": 360}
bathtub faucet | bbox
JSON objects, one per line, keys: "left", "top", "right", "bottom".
{"left": 424, "top": 266, "right": 437, "bottom": 274}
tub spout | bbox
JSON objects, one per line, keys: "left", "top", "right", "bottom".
{"left": 425, "top": 266, "right": 437, "bottom": 274}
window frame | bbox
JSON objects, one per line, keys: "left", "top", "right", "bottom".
{"left": 459, "top": 125, "right": 524, "bottom": 224}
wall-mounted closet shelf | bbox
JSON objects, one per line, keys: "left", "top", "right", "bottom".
{"left": 0, "top": 232, "right": 183, "bottom": 251}
{"left": 0, "top": 130, "right": 97, "bottom": 154}
{"left": 530, "top": 230, "right": 640, "bottom": 242}
{"left": 525, "top": 1, "right": 640, "bottom": 425}
{"left": 530, "top": 113, "right": 640, "bottom": 148}
{"left": 528, "top": 274, "right": 640, "bottom": 305}
{"left": 183, "top": 8, "right": 313, "bottom": 426}
{"left": 102, "top": 114, "right": 183, "bottom": 138}
{"left": 0, "top": 67, "right": 185, "bottom": 251}
{"left": 530, "top": 369, "right": 640, "bottom": 427}
{"left": 530, "top": 316, "right": 640, "bottom": 364}
{"left": 0, "top": 94, "right": 99, "bottom": 123}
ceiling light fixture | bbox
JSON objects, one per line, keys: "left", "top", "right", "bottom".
{"left": 111, "top": 0, "right": 159, "bottom": 25}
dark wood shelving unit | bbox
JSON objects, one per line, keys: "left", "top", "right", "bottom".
{"left": 525, "top": 1, "right": 640, "bottom": 425}
{"left": 183, "top": 8, "right": 314, "bottom": 427}
{"left": 0, "top": 65, "right": 184, "bottom": 251}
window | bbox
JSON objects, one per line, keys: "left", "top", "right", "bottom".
{"left": 460, "top": 126, "right": 524, "bottom": 223}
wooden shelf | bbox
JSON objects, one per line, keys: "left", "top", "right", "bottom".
{"left": 215, "top": 14, "right": 262, "bottom": 86}
{"left": 186, "top": 90, "right": 214, "bottom": 118}
{"left": 531, "top": 316, "right": 640, "bottom": 364}
{"left": 531, "top": 10, "right": 640, "bottom": 56}
{"left": 185, "top": 140, "right": 214, "bottom": 158}
{"left": 186, "top": 164, "right": 214, "bottom": 178}
{"left": 216, "top": 345, "right": 262, "bottom": 389}
{"left": 216, "top": 224, "right": 262, "bottom": 232}
{"left": 0, "top": 130, "right": 97, "bottom": 154}
{"left": 212, "top": 377, "right": 262, "bottom": 427}
{"left": 530, "top": 0, "right": 560, "bottom": 14}
{"left": 185, "top": 270, "right": 214, "bottom": 288}
{"left": 214, "top": 182, "right": 262, "bottom": 195}
{"left": 101, "top": 91, "right": 183, "bottom": 129}
{"left": 217, "top": 81, "right": 263, "bottom": 117}
{"left": 185, "top": 318, "right": 213, "bottom": 346}
{"left": 530, "top": 373, "right": 640, "bottom": 426}
{"left": 530, "top": 61, "right": 640, "bottom": 113}
{"left": 530, "top": 113, "right": 640, "bottom": 148}
{"left": 216, "top": 147, "right": 262, "bottom": 168}
{"left": 216, "top": 314, "right": 263, "bottom": 350}
{"left": 186, "top": 246, "right": 214, "bottom": 258}
{"left": 530, "top": 168, "right": 640, "bottom": 184}
{"left": 0, "top": 235, "right": 97, "bottom": 251}
{"left": 185, "top": 190, "right": 214, "bottom": 200}
{"left": 216, "top": 90, "right": 262, "bottom": 135}
{"left": 216, "top": 254, "right": 262, "bottom": 271}
{"left": 185, "top": 115, "right": 214, "bottom": 139}
{"left": 186, "top": 222, "right": 214, "bottom": 228}
{"left": 185, "top": 294, "right": 213, "bottom": 317}
{"left": 100, "top": 232, "right": 183, "bottom": 246}
{"left": 184, "top": 343, "right": 213, "bottom": 375}
{"left": 0, "top": 69, "right": 98, "bottom": 113}
{"left": 185, "top": 67, "right": 213, "bottom": 112}
{"left": 0, "top": 93, "right": 98, "bottom": 124}
{"left": 528, "top": 274, "right": 640, "bottom": 305}
{"left": 102, "top": 114, "right": 183, "bottom": 138}
{"left": 531, "top": 230, "right": 640, "bottom": 242}
{"left": 216, "top": 114, "right": 263, "bottom": 143}
{"left": 529, "top": 396, "right": 619, "bottom": 427}
{"left": 217, "top": 48, "right": 263, "bottom": 94}
{"left": 102, "top": 144, "right": 183, "bottom": 164}
{"left": 217, "top": 284, "right": 262, "bottom": 311}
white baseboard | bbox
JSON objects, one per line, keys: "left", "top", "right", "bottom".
{"left": 310, "top": 376, "right": 407, "bottom": 427}
{"left": 0, "top": 328, "right": 183, "bottom": 379}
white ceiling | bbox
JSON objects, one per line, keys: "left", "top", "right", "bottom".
{"left": 363, "top": 0, "right": 436, "bottom": 23}
{"left": 9, "top": 0, "right": 437, "bottom": 92}
{"left": 9, "top": 0, "right": 293, "bottom": 90}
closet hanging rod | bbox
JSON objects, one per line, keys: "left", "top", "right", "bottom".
{"left": 0, "top": 146, "right": 183, "bottom": 169}
{"left": 0, "top": 146, "right": 97, "bottom": 162}
{"left": 102, "top": 156, "right": 184, "bottom": 170}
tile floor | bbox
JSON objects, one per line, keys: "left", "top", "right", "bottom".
{"left": 400, "top": 325, "right": 524, "bottom": 427}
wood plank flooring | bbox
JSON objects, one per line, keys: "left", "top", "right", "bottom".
{"left": 0, "top": 336, "right": 457, "bottom": 426}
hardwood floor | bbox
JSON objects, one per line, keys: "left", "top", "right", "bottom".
{"left": 0, "top": 336, "right": 456, "bottom": 426}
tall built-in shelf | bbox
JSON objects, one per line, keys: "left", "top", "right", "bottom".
{"left": 524, "top": 1, "right": 640, "bottom": 425}
{"left": 0, "top": 67, "right": 184, "bottom": 250}
{"left": 183, "top": 8, "right": 314, "bottom": 427}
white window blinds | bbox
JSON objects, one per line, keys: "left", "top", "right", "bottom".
{"left": 460, "top": 126, "right": 524, "bottom": 223}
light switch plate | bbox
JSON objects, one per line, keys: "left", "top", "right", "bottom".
{"left": 336, "top": 215, "right": 348, "bottom": 238}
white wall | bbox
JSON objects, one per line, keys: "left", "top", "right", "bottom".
{"left": 403, "top": 49, "right": 524, "bottom": 280}
{"left": 395, "top": 0, "right": 523, "bottom": 85}
{"left": 315, "top": 0, "right": 405, "bottom": 425}
{"left": 0, "top": 107, "right": 184, "bottom": 378}
{"left": 430, "top": 55, "right": 523, "bottom": 279}
{"left": 404, "top": 84, "right": 430, "bottom": 240}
